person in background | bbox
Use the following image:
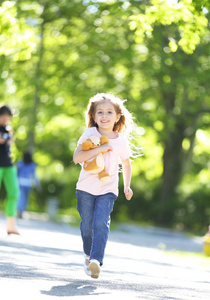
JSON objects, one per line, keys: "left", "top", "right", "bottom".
{"left": 0, "top": 105, "right": 20, "bottom": 235}
{"left": 17, "top": 151, "right": 40, "bottom": 218}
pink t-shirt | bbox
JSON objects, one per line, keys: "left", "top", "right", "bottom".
{"left": 76, "top": 127, "right": 131, "bottom": 196}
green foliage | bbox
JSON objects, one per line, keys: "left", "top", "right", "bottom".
{"left": 0, "top": 0, "right": 209, "bottom": 233}
{"left": 129, "top": 0, "right": 208, "bottom": 54}
{"left": 0, "top": 1, "right": 35, "bottom": 60}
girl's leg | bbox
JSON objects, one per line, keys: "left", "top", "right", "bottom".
{"left": 17, "top": 186, "right": 31, "bottom": 213}
{"left": 17, "top": 186, "right": 25, "bottom": 213}
{"left": 24, "top": 187, "right": 31, "bottom": 211}
{"left": 0, "top": 169, "right": 16, "bottom": 232}
{"left": 0, "top": 167, "right": 3, "bottom": 188}
{"left": 0, "top": 168, "right": 4, "bottom": 214}
{"left": 7, "top": 217, "right": 18, "bottom": 233}
{"left": 76, "top": 190, "right": 95, "bottom": 256}
{"left": 3, "top": 166, "right": 20, "bottom": 232}
{"left": 90, "top": 192, "right": 117, "bottom": 265}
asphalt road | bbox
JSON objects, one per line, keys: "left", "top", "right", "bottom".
{"left": 0, "top": 213, "right": 210, "bottom": 300}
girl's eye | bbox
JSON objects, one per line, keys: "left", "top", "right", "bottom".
{"left": 97, "top": 111, "right": 102, "bottom": 114}
{"left": 108, "top": 111, "right": 112, "bottom": 114}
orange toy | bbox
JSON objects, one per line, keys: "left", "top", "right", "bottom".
{"left": 81, "top": 135, "right": 110, "bottom": 183}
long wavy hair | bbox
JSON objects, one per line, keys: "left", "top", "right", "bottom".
{"left": 85, "top": 93, "right": 134, "bottom": 139}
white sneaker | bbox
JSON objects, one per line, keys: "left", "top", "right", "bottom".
{"left": 89, "top": 259, "right": 100, "bottom": 279}
{"left": 84, "top": 255, "right": 91, "bottom": 276}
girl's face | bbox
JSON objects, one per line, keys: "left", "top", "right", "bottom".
{"left": 94, "top": 101, "right": 120, "bottom": 132}
{"left": 0, "top": 114, "right": 11, "bottom": 126}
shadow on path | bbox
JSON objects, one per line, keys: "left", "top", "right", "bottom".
{"left": 40, "top": 278, "right": 189, "bottom": 299}
{"left": 41, "top": 281, "right": 101, "bottom": 297}
{"left": 0, "top": 239, "right": 81, "bottom": 257}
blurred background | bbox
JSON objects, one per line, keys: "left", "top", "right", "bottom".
{"left": 0, "top": 0, "right": 209, "bottom": 234}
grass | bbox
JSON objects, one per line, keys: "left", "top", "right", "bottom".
{"left": 162, "top": 249, "right": 210, "bottom": 270}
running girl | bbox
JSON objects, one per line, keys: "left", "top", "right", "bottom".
{"left": 73, "top": 93, "right": 135, "bottom": 279}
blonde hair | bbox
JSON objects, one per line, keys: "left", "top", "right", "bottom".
{"left": 85, "top": 93, "right": 134, "bottom": 140}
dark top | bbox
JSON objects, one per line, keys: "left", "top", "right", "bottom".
{"left": 0, "top": 126, "right": 13, "bottom": 167}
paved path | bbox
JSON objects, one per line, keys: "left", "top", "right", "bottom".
{"left": 0, "top": 214, "right": 210, "bottom": 300}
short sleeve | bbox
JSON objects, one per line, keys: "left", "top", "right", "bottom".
{"left": 77, "top": 128, "right": 95, "bottom": 146}
{"left": 119, "top": 136, "right": 131, "bottom": 160}
{"left": 77, "top": 130, "right": 87, "bottom": 146}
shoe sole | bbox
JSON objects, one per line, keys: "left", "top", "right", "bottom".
{"left": 89, "top": 262, "right": 100, "bottom": 279}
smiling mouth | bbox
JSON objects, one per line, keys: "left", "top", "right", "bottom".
{"left": 100, "top": 120, "right": 109, "bottom": 123}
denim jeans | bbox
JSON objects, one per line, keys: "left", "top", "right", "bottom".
{"left": 76, "top": 190, "right": 117, "bottom": 265}
{"left": 17, "top": 185, "right": 31, "bottom": 213}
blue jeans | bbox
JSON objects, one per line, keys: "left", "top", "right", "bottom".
{"left": 17, "top": 186, "right": 31, "bottom": 213}
{"left": 76, "top": 190, "right": 117, "bottom": 265}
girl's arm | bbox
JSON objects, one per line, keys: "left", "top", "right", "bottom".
{"left": 121, "top": 158, "right": 133, "bottom": 201}
{"left": 7, "top": 130, "right": 14, "bottom": 146}
{"left": 0, "top": 135, "right": 13, "bottom": 145}
{"left": 33, "top": 165, "right": 40, "bottom": 188}
{"left": 7, "top": 136, "right": 14, "bottom": 146}
{"left": 73, "top": 143, "right": 113, "bottom": 164}
{"left": 0, "top": 136, "right": 5, "bottom": 144}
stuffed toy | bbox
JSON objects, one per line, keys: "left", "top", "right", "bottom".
{"left": 81, "top": 135, "right": 110, "bottom": 183}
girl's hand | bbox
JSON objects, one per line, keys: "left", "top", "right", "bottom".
{"left": 124, "top": 187, "right": 133, "bottom": 201}
{"left": 0, "top": 136, "right": 5, "bottom": 144}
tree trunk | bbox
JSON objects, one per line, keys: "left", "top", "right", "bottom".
{"left": 157, "top": 121, "right": 185, "bottom": 224}
{"left": 28, "top": 20, "right": 45, "bottom": 152}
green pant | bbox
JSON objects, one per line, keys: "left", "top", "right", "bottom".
{"left": 0, "top": 166, "right": 20, "bottom": 217}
